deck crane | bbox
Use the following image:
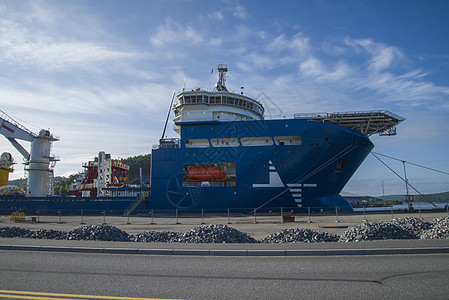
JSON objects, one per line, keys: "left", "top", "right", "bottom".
{"left": 0, "top": 110, "right": 59, "bottom": 197}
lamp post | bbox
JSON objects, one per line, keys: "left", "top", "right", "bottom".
{"left": 402, "top": 161, "right": 412, "bottom": 210}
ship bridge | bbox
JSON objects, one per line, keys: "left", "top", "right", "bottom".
{"left": 294, "top": 110, "right": 405, "bottom": 136}
{"left": 172, "top": 64, "right": 264, "bottom": 134}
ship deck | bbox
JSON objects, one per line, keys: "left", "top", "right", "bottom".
{"left": 294, "top": 110, "right": 405, "bottom": 136}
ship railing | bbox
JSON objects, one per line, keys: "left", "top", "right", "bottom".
{"left": 3, "top": 204, "right": 447, "bottom": 224}
{"left": 294, "top": 112, "right": 335, "bottom": 122}
{"left": 155, "top": 138, "right": 180, "bottom": 149}
{"left": 181, "top": 87, "right": 259, "bottom": 100}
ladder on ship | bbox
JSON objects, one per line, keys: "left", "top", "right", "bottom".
{"left": 123, "top": 194, "right": 146, "bottom": 216}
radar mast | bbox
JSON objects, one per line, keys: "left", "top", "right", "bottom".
{"left": 215, "top": 64, "right": 228, "bottom": 91}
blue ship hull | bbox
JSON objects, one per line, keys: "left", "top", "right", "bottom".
{"left": 0, "top": 117, "right": 375, "bottom": 215}
{"left": 0, "top": 196, "right": 140, "bottom": 215}
{"left": 149, "top": 118, "right": 374, "bottom": 212}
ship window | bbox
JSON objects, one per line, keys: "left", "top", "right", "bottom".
{"left": 240, "top": 137, "right": 273, "bottom": 146}
{"left": 184, "top": 96, "right": 191, "bottom": 104}
{"left": 274, "top": 136, "right": 302, "bottom": 146}
{"left": 210, "top": 138, "right": 239, "bottom": 147}
{"left": 185, "top": 139, "right": 210, "bottom": 148}
{"left": 210, "top": 96, "right": 220, "bottom": 104}
{"left": 204, "top": 95, "right": 209, "bottom": 103}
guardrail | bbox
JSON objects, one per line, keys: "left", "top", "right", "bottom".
{"left": 2, "top": 204, "right": 448, "bottom": 225}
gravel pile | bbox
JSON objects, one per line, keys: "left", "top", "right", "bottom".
{"left": 177, "top": 224, "right": 258, "bottom": 243}
{"left": 0, "top": 227, "right": 31, "bottom": 238}
{"left": 26, "top": 229, "right": 67, "bottom": 240}
{"left": 391, "top": 217, "right": 431, "bottom": 236}
{"left": 339, "top": 221, "right": 417, "bottom": 242}
{"left": 66, "top": 225, "right": 132, "bottom": 241}
{"left": 420, "top": 216, "right": 449, "bottom": 239}
{"left": 261, "top": 228, "right": 339, "bottom": 243}
{"left": 1, "top": 217, "right": 449, "bottom": 243}
{"left": 134, "top": 231, "right": 182, "bottom": 243}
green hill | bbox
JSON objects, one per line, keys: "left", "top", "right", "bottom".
{"left": 415, "top": 191, "right": 449, "bottom": 203}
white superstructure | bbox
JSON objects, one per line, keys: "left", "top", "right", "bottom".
{"left": 172, "top": 64, "right": 264, "bottom": 134}
{"left": 0, "top": 110, "right": 59, "bottom": 197}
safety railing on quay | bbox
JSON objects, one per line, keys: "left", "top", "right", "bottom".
{"left": 1, "top": 204, "right": 448, "bottom": 226}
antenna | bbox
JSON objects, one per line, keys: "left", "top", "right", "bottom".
{"left": 183, "top": 58, "right": 187, "bottom": 90}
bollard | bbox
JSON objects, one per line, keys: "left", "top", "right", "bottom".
{"left": 280, "top": 207, "right": 284, "bottom": 223}
{"left": 127, "top": 212, "right": 130, "bottom": 224}
{"left": 418, "top": 204, "right": 422, "bottom": 219}
{"left": 308, "top": 207, "right": 312, "bottom": 223}
{"left": 227, "top": 208, "right": 231, "bottom": 224}
{"left": 81, "top": 210, "right": 85, "bottom": 224}
{"left": 175, "top": 209, "right": 179, "bottom": 224}
{"left": 103, "top": 210, "right": 106, "bottom": 224}
{"left": 201, "top": 209, "right": 205, "bottom": 224}
{"left": 58, "top": 210, "right": 62, "bottom": 224}
{"left": 151, "top": 209, "right": 154, "bottom": 224}
{"left": 335, "top": 206, "right": 339, "bottom": 223}
{"left": 254, "top": 208, "right": 257, "bottom": 224}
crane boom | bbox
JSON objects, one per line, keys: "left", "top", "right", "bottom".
{"left": 6, "top": 138, "right": 30, "bottom": 159}
{"left": 0, "top": 110, "right": 36, "bottom": 160}
{"left": 0, "top": 110, "right": 35, "bottom": 143}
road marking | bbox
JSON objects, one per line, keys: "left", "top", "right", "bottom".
{"left": 0, "top": 289, "right": 178, "bottom": 300}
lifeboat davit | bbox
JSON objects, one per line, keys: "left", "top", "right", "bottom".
{"left": 186, "top": 167, "right": 226, "bottom": 182}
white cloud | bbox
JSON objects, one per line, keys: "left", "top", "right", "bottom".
{"left": 207, "top": 11, "right": 224, "bottom": 21}
{"left": 266, "top": 33, "right": 310, "bottom": 57}
{"left": 150, "top": 18, "right": 204, "bottom": 48}
{"left": 344, "top": 38, "right": 402, "bottom": 71}
{"left": 232, "top": 5, "right": 247, "bottom": 20}
{"left": 0, "top": 4, "right": 140, "bottom": 72}
{"left": 299, "top": 57, "right": 324, "bottom": 77}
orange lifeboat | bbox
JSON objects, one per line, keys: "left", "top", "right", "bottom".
{"left": 186, "top": 167, "right": 226, "bottom": 182}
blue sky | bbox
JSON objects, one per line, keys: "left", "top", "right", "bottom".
{"left": 1, "top": 0, "right": 448, "bottom": 196}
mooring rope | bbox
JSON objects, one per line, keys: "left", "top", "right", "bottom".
{"left": 370, "top": 151, "right": 437, "bottom": 208}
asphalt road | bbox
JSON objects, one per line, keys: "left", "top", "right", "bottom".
{"left": 0, "top": 250, "right": 448, "bottom": 299}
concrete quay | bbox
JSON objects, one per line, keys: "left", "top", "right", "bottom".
{"left": 1, "top": 211, "right": 449, "bottom": 257}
